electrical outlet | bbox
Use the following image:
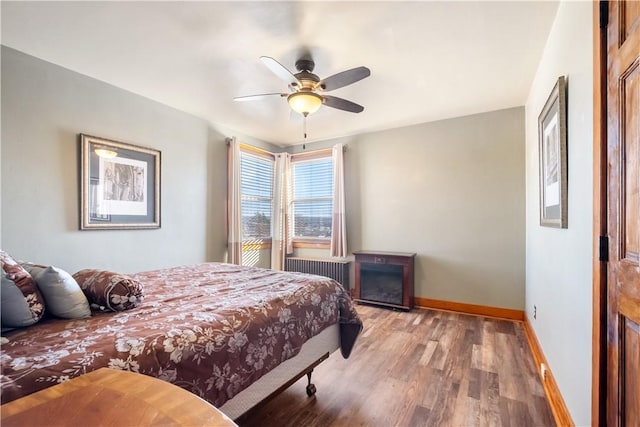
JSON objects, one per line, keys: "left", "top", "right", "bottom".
{"left": 541, "top": 363, "right": 547, "bottom": 380}
{"left": 534, "top": 305, "right": 537, "bottom": 319}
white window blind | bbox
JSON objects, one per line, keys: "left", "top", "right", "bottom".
{"left": 240, "top": 151, "right": 273, "bottom": 241}
{"left": 292, "top": 157, "right": 333, "bottom": 239}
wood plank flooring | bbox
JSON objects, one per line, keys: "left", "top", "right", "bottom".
{"left": 240, "top": 305, "right": 555, "bottom": 427}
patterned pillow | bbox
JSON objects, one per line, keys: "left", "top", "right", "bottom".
{"left": 72, "top": 269, "right": 143, "bottom": 312}
{"left": 0, "top": 251, "right": 46, "bottom": 327}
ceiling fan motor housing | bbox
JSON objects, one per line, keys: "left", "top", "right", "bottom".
{"left": 295, "top": 72, "right": 319, "bottom": 88}
{"left": 293, "top": 59, "right": 320, "bottom": 89}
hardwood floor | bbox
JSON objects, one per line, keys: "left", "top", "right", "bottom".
{"left": 240, "top": 305, "right": 555, "bottom": 427}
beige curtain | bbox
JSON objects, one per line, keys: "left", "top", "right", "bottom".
{"left": 271, "top": 153, "right": 292, "bottom": 270}
{"left": 227, "top": 137, "right": 242, "bottom": 265}
{"left": 330, "top": 143, "right": 347, "bottom": 257}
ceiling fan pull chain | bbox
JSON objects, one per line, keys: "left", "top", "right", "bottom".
{"left": 303, "top": 113, "right": 308, "bottom": 140}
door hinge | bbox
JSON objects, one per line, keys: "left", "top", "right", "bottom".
{"left": 600, "top": 1, "right": 609, "bottom": 29}
{"left": 599, "top": 236, "right": 609, "bottom": 262}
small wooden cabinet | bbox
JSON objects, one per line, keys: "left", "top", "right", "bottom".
{"left": 353, "top": 251, "right": 416, "bottom": 311}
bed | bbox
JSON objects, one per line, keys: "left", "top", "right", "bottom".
{"left": 0, "top": 261, "right": 363, "bottom": 419}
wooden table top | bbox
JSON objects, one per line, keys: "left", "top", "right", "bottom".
{"left": 0, "top": 368, "right": 237, "bottom": 427}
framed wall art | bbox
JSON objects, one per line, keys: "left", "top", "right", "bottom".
{"left": 80, "top": 134, "right": 161, "bottom": 230}
{"left": 538, "top": 76, "right": 568, "bottom": 228}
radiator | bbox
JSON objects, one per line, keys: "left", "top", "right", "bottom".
{"left": 284, "top": 257, "right": 350, "bottom": 288}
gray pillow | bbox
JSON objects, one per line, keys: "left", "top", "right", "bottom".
{"left": 21, "top": 263, "right": 45, "bottom": 277}
{"left": 34, "top": 267, "right": 91, "bottom": 319}
{"left": 1, "top": 251, "right": 46, "bottom": 328}
{"left": 1, "top": 274, "right": 44, "bottom": 327}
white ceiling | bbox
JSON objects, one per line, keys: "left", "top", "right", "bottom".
{"left": 1, "top": 1, "right": 558, "bottom": 146}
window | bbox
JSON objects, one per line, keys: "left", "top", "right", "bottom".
{"left": 291, "top": 154, "right": 333, "bottom": 243}
{"left": 240, "top": 150, "right": 274, "bottom": 244}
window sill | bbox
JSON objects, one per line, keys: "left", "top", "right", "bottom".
{"left": 242, "top": 240, "right": 272, "bottom": 250}
{"left": 293, "top": 239, "right": 330, "bottom": 249}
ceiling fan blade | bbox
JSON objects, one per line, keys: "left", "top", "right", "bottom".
{"left": 323, "top": 95, "right": 364, "bottom": 113}
{"left": 260, "top": 56, "right": 301, "bottom": 86}
{"left": 234, "top": 93, "right": 287, "bottom": 102}
{"left": 318, "top": 66, "right": 370, "bottom": 91}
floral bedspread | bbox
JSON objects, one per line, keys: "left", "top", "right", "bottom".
{"left": 0, "top": 263, "right": 362, "bottom": 406}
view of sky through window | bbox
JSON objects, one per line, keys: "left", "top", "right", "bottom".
{"left": 292, "top": 158, "right": 333, "bottom": 238}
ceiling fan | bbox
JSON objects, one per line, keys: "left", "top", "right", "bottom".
{"left": 234, "top": 56, "right": 370, "bottom": 117}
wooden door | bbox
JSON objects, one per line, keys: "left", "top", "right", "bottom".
{"left": 606, "top": 1, "right": 640, "bottom": 426}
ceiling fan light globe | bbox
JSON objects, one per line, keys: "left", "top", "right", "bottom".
{"left": 287, "top": 92, "right": 322, "bottom": 115}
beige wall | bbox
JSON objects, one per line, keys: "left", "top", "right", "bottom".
{"left": 525, "top": 2, "right": 593, "bottom": 424}
{"left": 293, "top": 107, "right": 526, "bottom": 310}
{"left": 1, "top": 47, "right": 240, "bottom": 273}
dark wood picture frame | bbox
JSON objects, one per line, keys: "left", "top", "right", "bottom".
{"left": 538, "top": 76, "right": 568, "bottom": 228}
{"left": 80, "top": 134, "right": 161, "bottom": 230}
